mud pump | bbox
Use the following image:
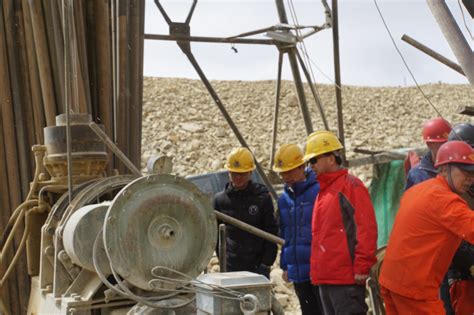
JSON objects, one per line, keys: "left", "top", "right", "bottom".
{"left": 1, "top": 113, "right": 282, "bottom": 315}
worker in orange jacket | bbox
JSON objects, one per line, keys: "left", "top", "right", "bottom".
{"left": 379, "top": 140, "right": 474, "bottom": 315}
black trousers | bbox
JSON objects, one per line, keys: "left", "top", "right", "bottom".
{"left": 315, "top": 284, "right": 367, "bottom": 315}
{"left": 293, "top": 281, "right": 323, "bottom": 315}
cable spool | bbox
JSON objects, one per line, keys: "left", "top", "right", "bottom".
{"left": 103, "top": 174, "right": 217, "bottom": 293}
{"left": 63, "top": 203, "right": 111, "bottom": 272}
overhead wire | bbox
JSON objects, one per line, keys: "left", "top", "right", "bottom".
{"left": 457, "top": 0, "right": 473, "bottom": 40}
{"left": 286, "top": 0, "right": 319, "bottom": 90}
{"left": 373, "top": 0, "right": 443, "bottom": 117}
{"left": 286, "top": 0, "right": 346, "bottom": 92}
{"left": 286, "top": 0, "right": 334, "bottom": 130}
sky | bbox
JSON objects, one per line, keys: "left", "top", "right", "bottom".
{"left": 143, "top": 0, "right": 472, "bottom": 87}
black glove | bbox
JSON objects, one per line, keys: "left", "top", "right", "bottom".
{"left": 255, "top": 263, "right": 271, "bottom": 278}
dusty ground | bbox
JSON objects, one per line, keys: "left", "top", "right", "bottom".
{"left": 142, "top": 77, "right": 473, "bottom": 314}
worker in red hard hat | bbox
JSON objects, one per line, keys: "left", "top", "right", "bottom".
{"left": 405, "top": 117, "right": 452, "bottom": 190}
{"left": 379, "top": 141, "right": 474, "bottom": 315}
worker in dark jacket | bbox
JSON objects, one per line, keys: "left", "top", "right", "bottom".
{"left": 405, "top": 117, "right": 452, "bottom": 190}
{"left": 446, "top": 123, "right": 474, "bottom": 315}
{"left": 213, "top": 147, "right": 278, "bottom": 278}
{"left": 273, "top": 143, "right": 322, "bottom": 315}
{"left": 304, "top": 131, "right": 378, "bottom": 315}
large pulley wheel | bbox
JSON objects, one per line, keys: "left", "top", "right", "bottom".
{"left": 103, "top": 174, "right": 217, "bottom": 292}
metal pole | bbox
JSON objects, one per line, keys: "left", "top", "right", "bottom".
{"left": 401, "top": 34, "right": 465, "bottom": 76}
{"left": 218, "top": 224, "right": 227, "bottom": 272}
{"left": 89, "top": 122, "right": 141, "bottom": 176}
{"left": 288, "top": 51, "right": 314, "bottom": 135}
{"left": 295, "top": 49, "right": 329, "bottom": 130}
{"left": 331, "top": 0, "right": 346, "bottom": 163}
{"left": 215, "top": 211, "right": 285, "bottom": 246}
{"left": 269, "top": 53, "right": 283, "bottom": 169}
{"left": 63, "top": 0, "right": 73, "bottom": 203}
{"left": 178, "top": 45, "right": 278, "bottom": 201}
{"left": 427, "top": 0, "right": 474, "bottom": 85}
{"left": 274, "top": 0, "right": 314, "bottom": 135}
{"left": 144, "top": 34, "right": 275, "bottom": 45}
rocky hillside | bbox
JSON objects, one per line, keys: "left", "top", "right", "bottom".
{"left": 141, "top": 77, "right": 472, "bottom": 314}
{"left": 142, "top": 77, "right": 471, "bottom": 182}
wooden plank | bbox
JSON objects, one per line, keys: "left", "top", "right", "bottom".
{"left": 457, "top": 105, "right": 474, "bottom": 116}
{"left": 0, "top": 2, "right": 22, "bottom": 313}
{"left": 2, "top": 0, "right": 31, "bottom": 311}
{"left": 128, "top": 0, "right": 144, "bottom": 169}
{"left": 21, "top": 0, "right": 45, "bottom": 145}
{"left": 0, "top": 110, "right": 12, "bottom": 315}
{"left": 48, "top": 0, "right": 65, "bottom": 113}
{"left": 73, "top": 0, "right": 91, "bottom": 114}
{"left": 94, "top": 0, "right": 114, "bottom": 175}
{"left": 115, "top": 0, "right": 130, "bottom": 174}
{"left": 29, "top": 0, "right": 57, "bottom": 125}
{"left": 41, "top": 0, "right": 63, "bottom": 114}
{"left": 348, "top": 147, "right": 426, "bottom": 168}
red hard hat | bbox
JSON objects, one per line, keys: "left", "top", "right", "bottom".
{"left": 434, "top": 140, "right": 474, "bottom": 171}
{"left": 422, "top": 118, "right": 452, "bottom": 143}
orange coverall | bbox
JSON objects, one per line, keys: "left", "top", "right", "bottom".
{"left": 379, "top": 175, "right": 474, "bottom": 315}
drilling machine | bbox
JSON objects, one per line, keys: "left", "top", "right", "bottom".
{"left": 1, "top": 113, "right": 273, "bottom": 315}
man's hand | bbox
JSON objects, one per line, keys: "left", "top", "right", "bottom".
{"left": 282, "top": 270, "right": 288, "bottom": 282}
{"left": 354, "top": 274, "right": 369, "bottom": 285}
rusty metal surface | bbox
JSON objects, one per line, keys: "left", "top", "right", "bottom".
{"left": 44, "top": 125, "right": 106, "bottom": 159}
{"left": 104, "top": 174, "right": 217, "bottom": 292}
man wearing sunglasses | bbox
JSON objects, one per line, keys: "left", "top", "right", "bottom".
{"left": 213, "top": 147, "right": 278, "bottom": 278}
{"left": 304, "top": 131, "right": 378, "bottom": 315}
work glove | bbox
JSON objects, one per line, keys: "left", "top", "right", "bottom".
{"left": 256, "top": 263, "right": 271, "bottom": 278}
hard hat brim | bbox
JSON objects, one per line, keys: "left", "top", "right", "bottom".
{"left": 453, "top": 163, "right": 474, "bottom": 172}
{"left": 272, "top": 160, "right": 305, "bottom": 173}
{"left": 303, "top": 153, "right": 316, "bottom": 162}
{"left": 225, "top": 165, "right": 256, "bottom": 173}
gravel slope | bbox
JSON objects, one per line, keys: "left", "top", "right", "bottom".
{"left": 142, "top": 77, "right": 472, "bottom": 314}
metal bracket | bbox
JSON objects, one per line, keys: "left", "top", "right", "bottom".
{"left": 154, "top": 0, "right": 197, "bottom": 52}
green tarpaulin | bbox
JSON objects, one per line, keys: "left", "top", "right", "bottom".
{"left": 369, "top": 160, "right": 406, "bottom": 247}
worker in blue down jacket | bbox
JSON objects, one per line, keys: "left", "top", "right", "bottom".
{"left": 272, "top": 143, "right": 323, "bottom": 315}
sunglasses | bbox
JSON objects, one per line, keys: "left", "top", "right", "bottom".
{"left": 308, "top": 153, "right": 333, "bottom": 165}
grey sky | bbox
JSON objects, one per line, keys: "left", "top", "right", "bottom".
{"left": 143, "top": 0, "right": 472, "bottom": 87}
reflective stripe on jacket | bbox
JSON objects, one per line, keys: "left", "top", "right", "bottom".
{"left": 310, "top": 168, "right": 378, "bottom": 285}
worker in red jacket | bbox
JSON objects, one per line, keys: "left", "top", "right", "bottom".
{"left": 379, "top": 140, "right": 474, "bottom": 315}
{"left": 304, "top": 131, "right": 378, "bottom": 315}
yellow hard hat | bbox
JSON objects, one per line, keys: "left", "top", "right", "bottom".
{"left": 225, "top": 147, "right": 256, "bottom": 173}
{"left": 273, "top": 143, "right": 305, "bottom": 173}
{"left": 304, "top": 130, "right": 343, "bottom": 161}
{"left": 307, "top": 130, "right": 335, "bottom": 142}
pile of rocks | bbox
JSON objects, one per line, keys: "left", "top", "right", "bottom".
{"left": 142, "top": 77, "right": 472, "bottom": 314}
